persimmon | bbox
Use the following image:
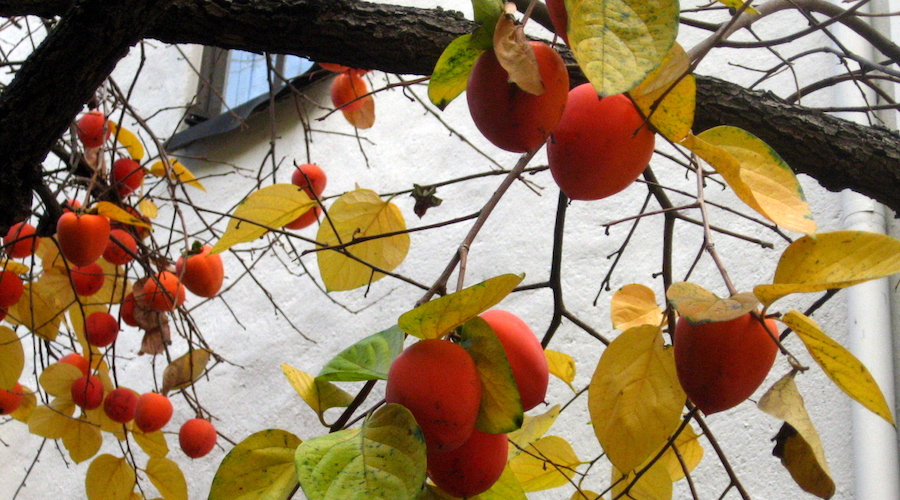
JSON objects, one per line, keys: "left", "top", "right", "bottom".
{"left": 176, "top": 244, "right": 224, "bottom": 298}
{"left": 284, "top": 206, "right": 321, "bottom": 230}
{"left": 385, "top": 339, "right": 482, "bottom": 453}
{"left": 0, "top": 382, "right": 24, "bottom": 415}
{"left": 138, "top": 271, "right": 185, "bottom": 311}
{"left": 103, "top": 229, "right": 137, "bottom": 266}
{"left": 179, "top": 418, "right": 218, "bottom": 458}
{"left": 112, "top": 158, "right": 145, "bottom": 197}
{"left": 480, "top": 309, "right": 549, "bottom": 411}
{"left": 466, "top": 41, "right": 569, "bottom": 153}
{"left": 119, "top": 292, "right": 138, "bottom": 327}
{"left": 59, "top": 353, "right": 90, "bottom": 377}
{"left": 548, "top": 86, "right": 656, "bottom": 201}
{"left": 71, "top": 375, "right": 104, "bottom": 410}
{"left": 103, "top": 387, "right": 139, "bottom": 423}
{"left": 427, "top": 429, "right": 509, "bottom": 498}
{"left": 71, "top": 263, "right": 105, "bottom": 296}
{"left": 545, "top": 0, "right": 569, "bottom": 45}
{"left": 673, "top": 313, "right": 779, "bottom": 415}
{"left": 285, "top": 163, "right": 327, "bottom": 230}
{"left": 330, "top": 71, "right": 369, "bottom": 112}
{"left": 0, "top": 270, "right": 24, "bottom": 319}
{"left": 4, "top": 222, "right": 39, "bottom": 258}
{"left": 76, "top": 110, "right": 109, "bottom": 148}
{"left": 85, "top": 311, "right": 119, "bottom": 347}
{"left": 57, "top": 212, "right": 111, "bottom": 266}
{"left": 134, "top": 392, "right": 173, "bottom": 432}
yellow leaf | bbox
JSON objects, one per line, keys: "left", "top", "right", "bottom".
{"left": 212, "top": 184, "right": 315, "bottom": 254}
{"left": 161, "top": 349, "right": 211, "bottom": 395}
{"left": 95, "top": 202, "right": 152, "bottom": 229}
{"left": 11, "top": 384, "right": 37, "bottom": 423}
{"left": 85, "top": 404, "right": 127, "bottom": 440}
{"left": 398, "top": 274, "right": 524, "bottom": 340}
{"left": 341, "top": 95, "right": 375, "bottom": 129}
{"left": 662, "top": 424, "right": 703, "bottom": 481}
{"left": 461, "top": 317, "right": 524, "bottom": 434}
{"left": 108, "top": 121, "right": 145, "bottom": 161}
{"left": 611, "top": 460, "right": 673, "bottom": 500}
{"left": 758, "top": 372, "right": 835, "bottom": 499}
{"left": 684, "top": 127, "right": 816, "bottom": 234}
{"left": 545, "top": 350, "right": 575, "bottom": 390}
{"left": 7, "top": 281, "right": 66, "bottom": 341}
{"left": 146, "top": 457, "right": 188, "bottom": 500}
{"left": 428, "top": 34, "right": 484, "bottom": 109}
{"left": 611, "top": 284, "right": 664, "bottom": 331}
{"left": 569, "top": 491, "right": 603, "bottom": 500}
{"left": 281, "top": 363, "right": 353, "bottom": 424}
{"left": 493, "top": 13, "right": 543, "bottom": 95}
{"left": 588, "top": 325, "right": 686, "bottom": 472}
{"left": 0, "top": 326, "right": 24, "bottom": 391}
{"left": 40, "top": 362, "right": 82, "bottom": 397}
{"left": 63, "top": 416, "right": 103, "bottom": 463}
{"left": 209, "top": 429, "right": 302, "bottom": 500}
{"left": 715, "top": 0, "right": 759, "bottom": 14}
{"left": 28, "top": 400, "right": 75, "bottom": 439}
{"left": 566, "top": 0, "right": 678, "bottom": 96}
{"left": 755, "top": 231, "right": 900, "bottom": 305}
{"left": 86, "top": 454, "right": 136, "bottom": 500}
{"left": 509, "top": 435, "right": 580, "bottom": 492}
{"left": 477, "top": 465, "right": 528, "bottom": 500}
{"left": 138, "top": 199, "right": 159, "bottom": 219}
{"left": 628, "top": 42, "right": 695, "bottom": 142}
{"left": 782, "top": 310, "right": 894, "bottom": 426}
{"left": 316, "top": 189, "right": 409, "bottom": 291}
{"left": 508, "top": 405, "right": 561, "bottom": 461}
{"left": 148, "top": 159, "right": 205, "bottom": 191}
{"left": 665, "top": 282, "right": 758, "bottom": 324}
{"left": 132, "top": 427, "right": 169, "bottom": 458}
{"left": 1, "top": 259, "right": 29, "bottom": 275}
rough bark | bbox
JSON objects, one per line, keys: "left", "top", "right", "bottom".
{"left": 1, "top": 0, "right": 899, "bottom": 230}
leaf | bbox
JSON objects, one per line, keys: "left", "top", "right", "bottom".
{"left": 108, "top": 121, "right": 145, "bottom": 160}
{"left": 508, "top": 405, "right": 561, "bottom": 461}
{"left": 1, "top": 259, "right": 29, "bottom": 275}
{"left": 493, "top": 14, "right": 543, "bottom": 95}
{"left": 148, "top": 159, "right": 205, "bottom": 191}
{"left": 665, "top": 282, "right": 758, "bottom": 324}
{"left": 341, "top": 95, "right": 375, "bottom": 129}
{"left": 295, "top": 404, "right": 427, "bottom": 500}
{"left": 684, "top": 127, "right": 816, "bottom": 234}
{"left": 0, "top": 326, "right": 24, "bottom": 391}
{"left": 568, "top": 491, "right": 603, "bottom": 500}
{"left": 611, "top": 460, "right": 673, "bottom": 500}
{"left": 428, "top": 35, "right": 484, "bottom": 109}
{"left": 398, "top": 274, "right": 524, "bottom": 340}
{"left": 146, "top": 457, "right": 188, "bottom": 500}
{"left": 132, "top": 428, "right": 169, "bottom": 458}
{"left": 471, "top": 0, "right": 505, "bottom": 49}
{"left": 95, "top": 202, "right": 152, "bottom": 229}
{"left": 758, "top": 372, "right": 836, "bottom": 499}
{"left": 545, "top": 350, "right": 575, "bottom": 390}
{"left": 7, "top": 281, "right": 66, "bottom": 341}
{"left": 566, "top": 0, "right": 679, "bottom": 96}
{"left": 782, "top": 310, "right": 894, "bottom": 426}
{"left": 138, "top": 199, "right": 159, "bottom": 219}
{"left": 588, "top": 325, "right": 686, "bottom": 472}
{"left": 28, "top": 400, "right": 76, "bottom": 439}
{"left": 611, "top": 284, "right": 663, "bottom": 331}
{"left": 86, "top": 454, "right": 136, "bottom": 500}
{"left": 509, "top": 436, "right": 580, "bottom": 492}
{"left": 628, "top": 42, "right": 695, "bottom": 142}
{"left": 281, "top": 363, "right": 354, "bottom": 424}
{"left": 755, "top": 231, "right": 900, "bottom": 305}
{"left": 715, "top": 0, "right": 759, "bottom": 14}
{"left": 476, "top": 465, "right": 528, "bottom": 500}
{"left": 63, "top": 416, "right": 103, "bottom": 463}
{"left": 10, "top": 384, "right": 37, "bottom": 423}
{"left": 318, "top": 325, "right": 405, "bottom": 381}
{"left": 316, "top": 189, "right": 409, "bottom": 291}
{"left": 40, "top": 361, "right": 82, "bottom": 397}
{"left": 460, "top": 317, "right": 524, "bottom": 434}
{"left": 209, "top": 429, "right": 302, "bottom": 500}
{"left": 213, "top": 184, "right": 316, "bottom": 254}
{"left": 161, "top": 349, "right": 211, "bottom": 395}
{"left": 662, "top": 423, "right": 703, "bottom": 481}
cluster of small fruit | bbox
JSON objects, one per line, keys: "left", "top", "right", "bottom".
{"left": 385, "top": 310, "right": 549, "bottom": 498}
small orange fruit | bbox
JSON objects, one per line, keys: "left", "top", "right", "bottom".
{"left": 138, "top": 271, "right": 185, "bottom": 312}
{"left": 179, "top": 418, "right": 218, "bottom": 458}
{"left": 4, "top": 222, "right": 39, "bottom": 258}
{"left": 134, "top": 393, "right": 173, "bottom": 432}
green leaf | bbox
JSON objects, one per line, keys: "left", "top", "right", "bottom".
{"left": 428, "top": 35, "right": 485, "bottom": 109}
{"left": 471, "top": 0, "right": 505, "bottom": 49}
{"left": 782, "top": 310, "right": 895, "bottom": 426}
{"left": 665, "top": 281, "right": 759, "bottom": 324}
{"left": 295, "top": 404, "right": 427, "bottom": 500}
{"left": 398, "top": 274, "right": 524, "bottom": 340}
{"left": 282, "top": 363, "right": 354, "bottom": 425}
{"left": 566, "top": 0, "right": 679, "bottom": 96}
{"left": 208, "top": 429, "right": 302, "bottom": 500}
{"left": 318, "top": 325, "right": 406, "bottom": 381}
{"left": 460, "top": 317, "right": 524, "bottom": 434}
{"left": 212, "top": 184, "right": 316, "bottom": 254}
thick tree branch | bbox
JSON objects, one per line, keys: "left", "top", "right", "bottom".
{"left": 1, "top": 0, "right": 900, "bottom": 231}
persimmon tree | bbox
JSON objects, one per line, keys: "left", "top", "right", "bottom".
{"left": 0, "top": 0, "right": 899, "bottom": 499}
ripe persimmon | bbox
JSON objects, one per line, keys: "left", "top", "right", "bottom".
{"left": 138, "top": 271, "right": 185, "bottom": 312}
{"left": 545, "top": 0, "right": 569, "bottom": 45}
{"left": 119, "top": 292, "right": 138, "bottom": 327}
{"left": 176, "top": 244, "right": 224, "bottom": 298}
{"left": 4, "top": 222, "right": 39, "bottom": 258}
{"left": 57, "top": 212, "right": 111, "bottom": 267}
{"left": 385, "top": 339, "right": 482, "bottom": 453}
{"left": 103, "top": 229, "right": 137, "bottom": 266}
{"left": 112, "top": 158, "right": 145, "bottom": 197}
{"left": 427, "top": 429, "right": 508, "bottom": 498}
{"left": 480, "top": 309, "right": 549, "bottom": 411}
{"left": 0, "top": 382, "right": 24, "bottom": 415}
{"left": 330, "top": 72, "right": 369, "bottom": 112}
{"left": 85, "top": 311, "right": 119, "bottom": 347}
{"left": 103, "top": 387, "right": 139, "bottom": 423}
{"left": 674, "top": 313, "right": 778, "bottom": 414}
{"left": 134, "top": 392, "right": 173, "bottom": 432}
{"left": 59, "top": 353, "right": 90, "bottom": 377}
{"left": 71, "top": 375, "right": 104, "bottom": 409}
{"left": 76, "top": 110, "right": 109, "bottom": 148}
{"left": 71, "top": 263, "right": 105, "bottom": 296}
{"left": 0, "top": 270, "right": 24, "bottom": 320}
{"left": 548, "top": 86, "right": 656, "bottom": 201}
{"left": 285, "top": 163, "right": 327, "bottom": 230}
{"left": 179, "top": 418, "right": 218, "bottom": 458}
{"left": 466, "top": 41, "right": 569, "bottom": 153}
